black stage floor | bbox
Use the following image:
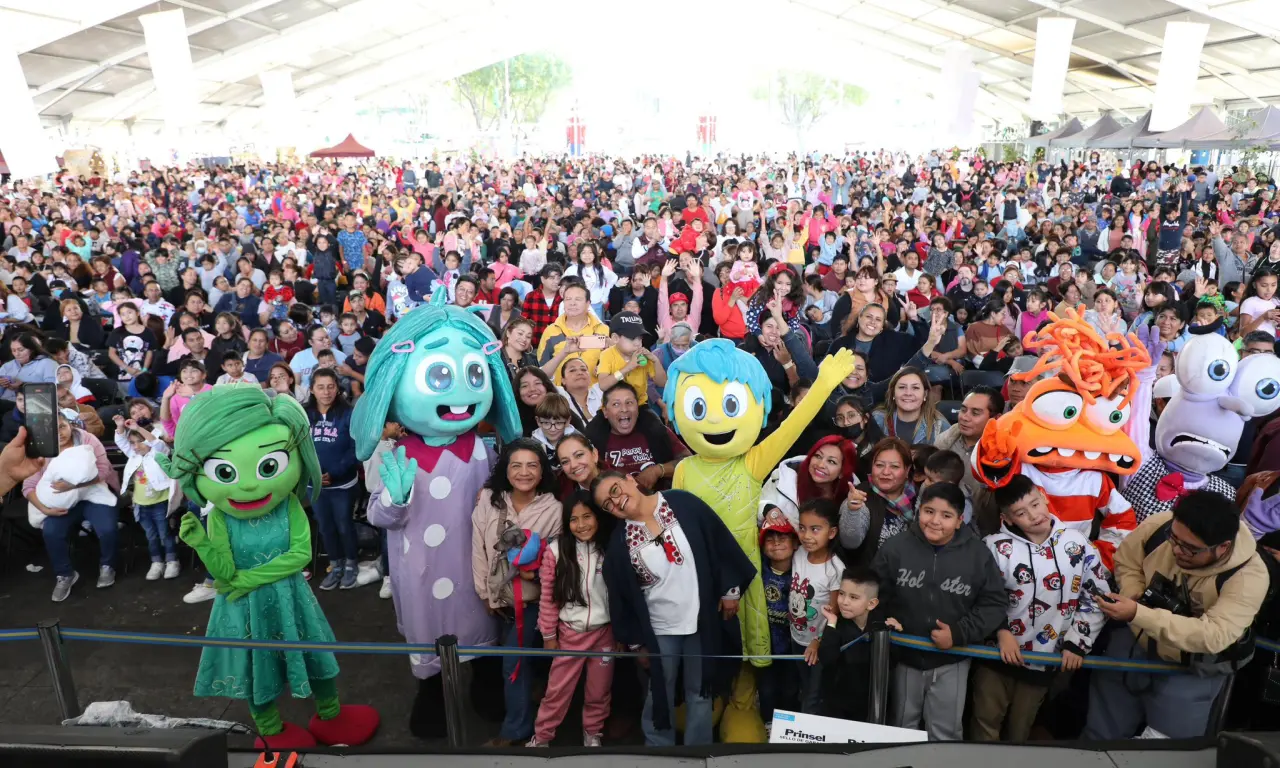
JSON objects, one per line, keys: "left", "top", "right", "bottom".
{"left": 0, "top": 530, "right": 516, "bottom": 749}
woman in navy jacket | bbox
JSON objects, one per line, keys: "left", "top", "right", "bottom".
{"left": 594, "top": 472, "right": 756, "bottom": 746}
{"left": 307, "top": 369, "right": 361, "bottom": 590}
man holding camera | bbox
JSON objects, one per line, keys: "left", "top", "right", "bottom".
{"left": 1083, "top": 490, "right": 1270, "bottom": 739}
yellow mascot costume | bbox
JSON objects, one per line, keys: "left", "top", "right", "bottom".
{"left": 663, "top": 340, "right": 855, "bottom": 742}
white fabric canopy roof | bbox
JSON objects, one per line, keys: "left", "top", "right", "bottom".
{"left": 7, "top": 0, "right": 1280, "bottom": 129}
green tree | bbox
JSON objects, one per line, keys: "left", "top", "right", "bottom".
{"left": 450, "top": 53, "right": 572, "bottom": 132}
{"left": 753, "top": 70, "right": 868, "bottom": 148}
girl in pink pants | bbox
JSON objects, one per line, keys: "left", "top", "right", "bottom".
{"left": 528, "top": 493, "right": 614, "bottom": 747}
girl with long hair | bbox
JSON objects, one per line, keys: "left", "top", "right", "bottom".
{"left": 745, "top": 262, "right": 805, "bottom": 336}
{"left": 528, "top": 490, "right": 615, "bottom": 747}
{"left": 563, "top": 241, "right": 617, "bottom": 319}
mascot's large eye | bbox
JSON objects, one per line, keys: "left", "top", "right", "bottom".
{"left": 683, "top": 384, "right": 708, "bottom": 422}
{"left": 1230, "top": 354, "right": 1280, "bottom": 419}
{"left": 466, "top": 361, "right": 486, "bottom": 390}
{"left": 1030, "top": 390, "right": 1085, "bottom": 427}
{"left": 1209, "top": 360, "right": 1230, "bottom": 381}
{"left": 722, "top": 382, "right": 750, "bottom": 419}
{"left": 203, "top": 459, "right": 238, "bottom": 485}
{"left": 257, "top": 450, "right": 290, "bottom": 480}
{"left": 1085, "top": 395, "right": 1130, "bottom": 432}
{"left": 426, "top": 362, "right": 454, "bottom": 392}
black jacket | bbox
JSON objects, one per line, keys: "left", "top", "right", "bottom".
{"left": 818, "top": 618, "right": 880, "bottom": 720}
{"left": 602, "top": 490, "right": 756, "bottom": 731}
{"left": 871, "top": 522, "right": 1006, "bottom": 669}
{"left": 828, "top": 320, "right": 931, "bottom": 394}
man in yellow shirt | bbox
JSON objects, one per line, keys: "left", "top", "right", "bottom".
{"left": 596, "top": 311, "right": 667, "bottom": 406}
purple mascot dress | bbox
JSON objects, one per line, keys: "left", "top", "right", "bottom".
{"left": 351, "top": 291, "right": 522, "bottom": 738}
{"left": 367, "top": 432, "right": 498, "bottom": 679}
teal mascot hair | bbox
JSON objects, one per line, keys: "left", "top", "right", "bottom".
{"left": 351, "top": 289, "right": 520, "bottom": 460}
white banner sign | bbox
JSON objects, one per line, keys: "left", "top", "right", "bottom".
{"left": 769, "top": 710, "right": 928, "bottom": 745}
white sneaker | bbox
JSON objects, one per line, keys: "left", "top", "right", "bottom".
{"left": 183, "top": 582, "right": 216, "bottom": 604}
{"left": 163, "top": 561, "right": 181, "bottom": 579}
{"left": 355, "top": 560, "right": 381, "bottom": 586}
{"left": 379, "top": 575, "right": 392, "bottom": 599}
{"left": 145, "top": 562, "right": 164, "bottom": 581}
{"left": 582, "top": 731, "right": 603, "bottom": 747}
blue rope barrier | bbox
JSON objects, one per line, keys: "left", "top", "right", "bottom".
{"left": 2, "top": 626, "right": 1222, "bottom": 672}
{"left": 7, "top": 625, "right": 1275, "bottom": 672}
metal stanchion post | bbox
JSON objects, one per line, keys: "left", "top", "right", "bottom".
{"left": 436, "top": 634, "right": 466, "bottom": 748}
{"left": 37, "top": 619, "right": 80, "bottom": 721}
{"left": 868, "top": 627, "right": 891, "bottom": 725}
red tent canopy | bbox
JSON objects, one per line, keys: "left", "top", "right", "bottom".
{"left": 309, "top": 134, "right": 375, "bottom": 158}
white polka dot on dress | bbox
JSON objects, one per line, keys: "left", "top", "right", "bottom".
{"left": 429, "top": 476, "right": 451, "bottom": 499}
{"left": 423, "top": 524, "right": 447, "bottom": 547}
{"left": 432, "top": 577, "right": 454, "bottom": 599}
{"left": 409, "top": 653, "right": 424, "bottom": 666}
{"left": 402, "top": 535, "right": 410, "bottom": 555}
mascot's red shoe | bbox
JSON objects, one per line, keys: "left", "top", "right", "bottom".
{"left": 308, "top": 704, "right": 381, "bottom": 746}
{"left": 255, "top": 722, "right": 316, "bottom": 751}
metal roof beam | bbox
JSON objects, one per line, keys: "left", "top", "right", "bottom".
{"left": 31, "top": 0, "right": 290, "bottom": 98}
{"left": 1161, "top": 0, "right": 1280, "bottom": 44}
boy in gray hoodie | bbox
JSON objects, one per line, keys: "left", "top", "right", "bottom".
{"left": 872, "top": 482, "right": 1006, "bottom": 740}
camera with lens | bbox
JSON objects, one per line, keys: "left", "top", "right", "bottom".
{"left": 1140, "top": 573, "right": 1193, "bottom": 617}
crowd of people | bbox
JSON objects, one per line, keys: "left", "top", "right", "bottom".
{"left": 1, "top": 147, "right": 1279, "bottom": 746}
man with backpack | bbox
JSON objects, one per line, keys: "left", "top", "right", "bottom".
{"left": 1083, "top": 490, "right": 1273, "bottom": 739}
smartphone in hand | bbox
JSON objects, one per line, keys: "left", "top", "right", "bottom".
{"left": 23, "top": 383, "right": 59, "bottom": 458}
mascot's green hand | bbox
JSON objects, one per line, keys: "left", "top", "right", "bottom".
{"left": 178, "top": 512, "right": 207, "bottom": 549}
{"left": 214, "top": 575, "right": 253, "bottom": 603}
{"left": 379, "top": 446, "right": 419, "bottom": 506}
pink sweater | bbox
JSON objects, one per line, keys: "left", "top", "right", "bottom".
{"left": 24, "top": 430, "right": 120, "bottom": 498}
{"left": 164, "top": 384, "right": 213, "bottom": 437}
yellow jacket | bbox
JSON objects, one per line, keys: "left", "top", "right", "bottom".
{"left": 536, "top": 313, "right": 610, "bottom": 383}
{"left": 1116, "top": 512, "right": 1270, "bottom": 663}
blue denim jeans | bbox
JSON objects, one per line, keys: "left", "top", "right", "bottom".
{"left": 136, "top": 501, "right": 176, "bottom": 562}
{"left": 499, "top": 600, "right": 543, "bottom": 741}
{"left": 41, "top": 501, "right": 119, "bottom": 577}
{"left": 643, "top": 633, "right": 712, "bottom": 746}
{"left": 317, "top": 280, "right": 337, "bottom": 307}
{"left": 311, "top": 486, "right": 357, "bottom": 564}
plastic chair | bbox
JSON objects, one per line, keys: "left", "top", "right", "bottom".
{"left": 960, "top": 369, "right": 1006, "bottom": 394}
{"left": 81, "top": 377, "right": 122, "bottom": 406}
{"left": 937, "top": 399, "right": 963, "bottom": 425}
{"left": 923, "top": 364, "right": 958, "bottom": 400}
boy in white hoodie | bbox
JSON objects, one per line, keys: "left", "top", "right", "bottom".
{"left": 113, "top": 414, "right": 178, "bottom": 581}
{"left": 972, "top": 474, "right": 1108, "bottom": 741}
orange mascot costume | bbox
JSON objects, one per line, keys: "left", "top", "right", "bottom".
{"left": 971, "top": 306, "right": 1150, "bottom": 570}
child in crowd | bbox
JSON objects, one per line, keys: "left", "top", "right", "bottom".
{"left": 532, "top": 394, "right": 577, "bottom": 472}
{"left": 529, "top": 491, "right": 614, "bottom": 748}
{"left": 758, "top": 508, "right": 799, "bottom": 726}
{"left": 1019, "top": 289, "right": 1050, "bottom": 339}
{"left": 216, "top": 350, "right": 258, "bottom": 386}
{"left": 437, "top": 251, "right": 464, "bottom": 302}
{"left": 113, "top": 414, "right": 177, "bottom": 581}
{"left": 338, "top": 336, "right": 374, "bottom": 400}
{"left": 159, "top": 359, "right": 212, "bottom": 438}
{"left": 727, "top": 260, "right": 762, "bottom": 316}
{"left": 263, "top": 268, "right": 294, "bottom": 320}
{"left": 335, "top": 313, "right": 362, "bottom": 356}
{"left": 1193, "top": 301, "right": 1227, "bottom": 337}
{"left": 972, "top": 475, "right": 1107, "bottom": 742}
{"left": 791, "top": 498, "right": 845, "bottom": 713}
{"left": 596, "top": 311, "right": 667, "bottom": 406}
{"left": 817, "top": 568, "right": 901, "bottom": 721}
{"left": 872, "top": 482, "right": 1006, "bottom": 741}
{"left": 920, "top": 449, "right": 974, "bottom": 524}
{"left": 318, "top": 305, "right": 340, "bottom": 340}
